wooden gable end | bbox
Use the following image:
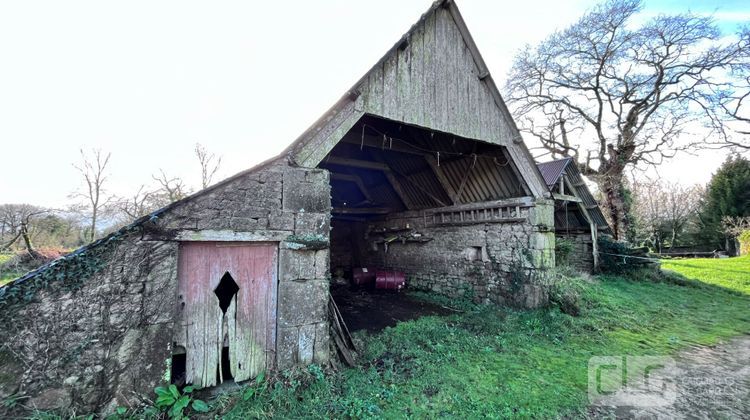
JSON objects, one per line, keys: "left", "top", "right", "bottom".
{"left": 289, "top": 1, "right": 550, "bottom": 198}
{"left": 356, "top": 6, "right": 513, "bottom": 145}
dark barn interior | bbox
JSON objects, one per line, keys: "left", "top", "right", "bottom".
{"left": 320, "top": 115, "right": 529, "bottom": 330}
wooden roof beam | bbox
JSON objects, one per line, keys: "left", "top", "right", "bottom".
{"left": 424, "top": 154, "right": 458, "bottom": 205}
{"left": 551, "top": 193, "right": 582, "bottom": 203}
{"left": 383, "top": 171, "right": 414, "bottom": 210}
{"left": 340, "top": 132, "right": 425, "bottom": 156}
{"left": 332, "top": 207, "right": 391, "bottom": 215}
{"left": 330, "top": 173, "right": 374, "bottom": 202}
{"left": 324, "top": 156, "right": 390, "bottom": 171}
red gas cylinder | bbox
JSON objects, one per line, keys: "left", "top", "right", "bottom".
{"left": 352, "top": 267, "right": 376, "bottom": 286}
{"left": 375, "top": 270, "right": 406, "bottom": 290}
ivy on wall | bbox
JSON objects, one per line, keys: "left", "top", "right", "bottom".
{"left": 0, "top": 224, "right": 145, "bottom": 307}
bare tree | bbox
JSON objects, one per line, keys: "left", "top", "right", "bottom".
{"left": 72, "top": 149, "right": 112, "bottom": 242}
{"left": 113, "top": 185, "right": 160, "bottom": 223}
{"left": 632, "top": 180, "right": 703, "bottom": 252}
{"left": 505, "top": 0, "right": 749, "bottom": 239}
{"left": 722, "top": 216, "right": 750, "bottom": 237}
{"left": 715, "top": 26, "right": 750, "bottom": 147}
{"left": 0, "top": 204, "right": 48, "bottom": 256}
{"left": 194, "top": 143, "right": 222, "bottom": 189}
{"left": 152, "top": 170, "right": 190, "bottom": 203}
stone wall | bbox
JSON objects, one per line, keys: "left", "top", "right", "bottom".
{"left": 154, "top": 163, "right": 332, "bottom": 372}
{"left": 0, "top": 238, "right": 178, "bottom": 414}
{"left": 556, "top": 232, "right": 595, "bottom": 273}
{"left": 0, "top": 162, "right": 332, "bottom": 416}
{"left": 335, "top": 199, "right": 555, "bottom": 308}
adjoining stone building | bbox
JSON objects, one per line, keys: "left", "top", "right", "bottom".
{"left": 537, "top": 157, "right": 611, "bottom": 273}
{"left": 0, "top": 0, "right": 567, "bottom": 414}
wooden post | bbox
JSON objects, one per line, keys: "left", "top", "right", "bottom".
{"left": 590, "top": 222, "right": 599, "bottom": 271}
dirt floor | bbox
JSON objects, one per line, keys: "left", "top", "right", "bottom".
{"left": 330, "top": 285, "right": 453, "bottom": 333}
{"left": 591, "top": 335, "right": 750, "bottom": 419}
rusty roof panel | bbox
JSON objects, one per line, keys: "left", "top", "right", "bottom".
{"left": 536, "top": 157, "right": 573, "bottom": 188}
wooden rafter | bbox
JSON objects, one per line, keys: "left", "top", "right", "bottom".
{"left": 424, "top": 154, "right": 458, "bottom": 204}
{"left": 330, "top": 173, "right": 373, "bottom": 202}
{"left": 324, "top": 156, "right": 390, "bottom": 171}
{"left": 332, "top": 207, "right": 390, "bottom": 215}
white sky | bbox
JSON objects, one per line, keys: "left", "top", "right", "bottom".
{"left": 1, "top": 0, "right": 748, "bottom": 208}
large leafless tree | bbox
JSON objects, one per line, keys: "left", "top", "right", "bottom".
{"left": 72, "top": 148, "right": 112, "bottom": 242}
{"left": 716, "top": 26, "right": 750, "bottom": 146}
{"left": 504, "top": 0, "right": 749, "bottom": 239}
{"left": 195, "top": 143, "right": 222, "bottom": 189}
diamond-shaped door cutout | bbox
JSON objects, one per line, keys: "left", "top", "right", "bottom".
{"left": 214, "top": 272, "right": 240, "bottom": 314}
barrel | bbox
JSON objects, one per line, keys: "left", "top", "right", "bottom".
{"left": 375, "top": 270, "right": 406, "bottom": 290}
{"left": 352, "top": 267, "right": 376, "bottom": 286}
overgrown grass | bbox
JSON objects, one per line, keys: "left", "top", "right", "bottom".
{"left": 0, "top": 254, "right": 22, "bottom": 286}
{"left": 222, "top": 261, "right": 750, "bottom": 419}
{"left": 662, "top": 255, "right": 750, "bottom": 295}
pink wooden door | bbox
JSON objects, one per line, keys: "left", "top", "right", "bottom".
{"left": 177, "top": 242, "right": 277, "bottom": 388}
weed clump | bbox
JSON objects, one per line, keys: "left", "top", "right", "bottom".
{"left": 543, "top": 268, "right": 591, "bottom": 316}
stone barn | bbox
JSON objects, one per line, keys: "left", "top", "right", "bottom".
{"left": 537, "top": 157, "right": 611, "bottom": 272}
{"left": 0, "top": 0, "right": 558, "bottom": 414}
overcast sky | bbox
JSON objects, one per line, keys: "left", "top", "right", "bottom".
{"left": 1, "top": 0, "right": 748, "bottom": 208}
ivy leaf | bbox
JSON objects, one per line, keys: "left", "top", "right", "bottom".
{"left": 191, "top": 399, "right": 209, "bottom": 412}
{"left": 182, "top": 385, "right": 194, "bottom": 394}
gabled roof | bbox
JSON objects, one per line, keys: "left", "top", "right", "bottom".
{"left": 536, "top": 157, "right": 610, "bottom": 231}
{"left": 282, "top": 0, "right": 551, "bottom": 199}
{"left": 537, "top": 157, "right": 574, "bottom": 188}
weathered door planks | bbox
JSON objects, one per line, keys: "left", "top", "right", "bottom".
{"left": 177, "top": 242, "right": 278, "bottom": 388}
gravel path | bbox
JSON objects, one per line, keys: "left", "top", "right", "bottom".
{"left": 591, "top": 335, "right": 750, "bottom": 419}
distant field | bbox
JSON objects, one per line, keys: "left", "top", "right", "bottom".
{"left": 662, "top": 255, "right": 750, "bottom": 295}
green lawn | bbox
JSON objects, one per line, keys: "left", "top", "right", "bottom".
{"left": 662, "top": 255, "right": 750, "bottom": 295}
{"left": 217, "top": 260, "right": 750, "bottom": 419}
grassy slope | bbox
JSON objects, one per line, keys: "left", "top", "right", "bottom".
{"left": 222, "top": 259, "right": 750, "bottom": 419}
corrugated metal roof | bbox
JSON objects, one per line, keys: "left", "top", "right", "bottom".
{"left": 564, "top": 164, "right": 610, "bottom": 230}
{"left": 536, "top": 158, "right": 611, "bottom": 232}
{"left": 536, "top": 157, "right": 573, "bottom": 188}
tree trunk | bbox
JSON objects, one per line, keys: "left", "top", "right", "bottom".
{"left": 593, "top": 170, "right": 629, "bottom": 241}
{"left": 90, "top": 209, "right": 97, "bottom": 242}
{"left": 20, "top": 222, "right": 39, "bottom": 258}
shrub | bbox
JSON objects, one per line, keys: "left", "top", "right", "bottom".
{"left": 597, "top": 236, "right": 657, "bottom": 275}
{"left": 554, "top": 238, "right": 575, "bottom": 266}
{"left": 543, "top": 268, "right": 590, "bottom": 316}
{"left": 0, "top": 247, "right": 68, "bottom": 273}
{"left": 154, "top": 384, "right": 209, "bottom": 419}
{"left": 739, "top": 230, "right": 750, "bottom": 256}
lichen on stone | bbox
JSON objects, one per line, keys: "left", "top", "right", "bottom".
{"left": 284, "top": 234, "right": 329, "bottom": 250}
